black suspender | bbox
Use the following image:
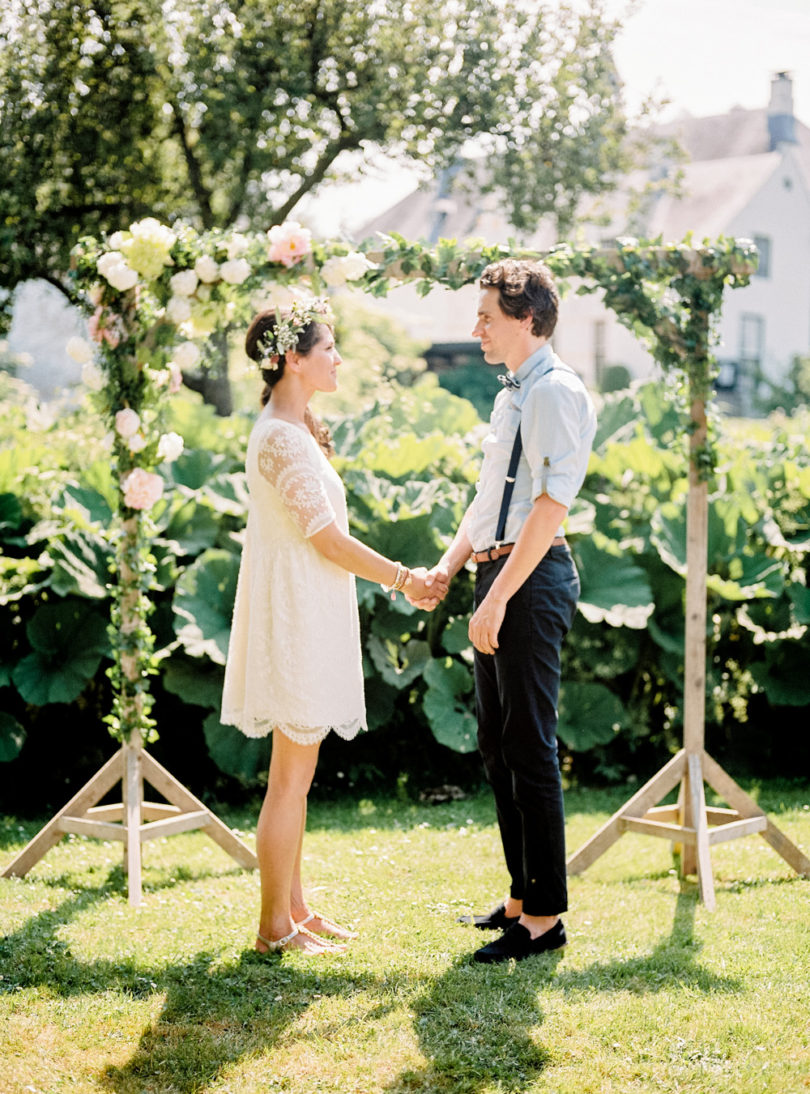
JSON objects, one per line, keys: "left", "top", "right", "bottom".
{"left": 494, "top": 423, "right": 522, "bottom": 545}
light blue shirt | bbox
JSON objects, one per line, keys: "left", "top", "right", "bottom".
{"left": 467, "top": 343, "right": 597, "bottom": 552}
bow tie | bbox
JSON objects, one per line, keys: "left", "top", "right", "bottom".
{"left": 497, "top": 374, "right": 520, "bottom": 390}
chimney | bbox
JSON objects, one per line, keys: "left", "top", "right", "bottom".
{"left": 768, "top": 71, "right": 797, "bottom": 148}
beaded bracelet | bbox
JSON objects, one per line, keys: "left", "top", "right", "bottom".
{"left": 382, "top": 561, "right": 411, "bottom": 599}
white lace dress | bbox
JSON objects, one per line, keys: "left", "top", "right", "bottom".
{"left": 221, "top": 416, "right": 366, "bottom": 745}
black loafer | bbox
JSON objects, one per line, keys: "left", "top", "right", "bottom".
{"left": 473, "top": 920, "right": 567, "bottom": 963}
{"left": 457, "top": 902, "right": 520, "bottom": 931}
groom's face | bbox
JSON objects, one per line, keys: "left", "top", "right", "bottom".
{"left": 472, "top": 287, "right": 520, "bottom": 366}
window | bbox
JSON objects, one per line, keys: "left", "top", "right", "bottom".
{"left": 739, "top": 314, "right": 765, "bottom": 368}
{"left": 752, "top": 236, "right": 771, "bottom": 278}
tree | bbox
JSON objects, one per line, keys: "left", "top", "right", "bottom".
{"left": 1, "top": 0, "right": 652, "bottom": 407}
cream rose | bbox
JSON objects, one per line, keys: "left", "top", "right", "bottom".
{"left": 81, "top": 360, "right": 105, "bottom": 391}
{"left": 194, "top": 255, "right": 220, "bottom": 282}
{"left": 166, "top": 296, "right": 193, "bottom": 323}
{"left": 169, "top": 269, "right": 199, "bottom": 297}
{"left": 157, "top": 432, "right": 184, "bottom": 462}
{"left": 220, "top": 258, "right": 252, "bottom": 285}
{"left": 115, "top": 408, "right": 141, "bottom": 438}
{"left": 172, "top": 341, "right": 201, "bottom": 370}
{"left": 122, "top": 468, "right": 164, "bottom": 511}
{"left": 66, "top": 336, "right": 93, "bottom": 364}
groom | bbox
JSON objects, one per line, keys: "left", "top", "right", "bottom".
{"left": 417, "top": 258, "right": 596, "bottom": 962}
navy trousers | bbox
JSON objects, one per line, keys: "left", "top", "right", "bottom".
{"left": 473, "top": 544, "right": 580, "bottom": 916}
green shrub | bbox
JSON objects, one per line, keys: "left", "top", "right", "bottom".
{"left": 1, "top": 368, "right": 809, "bottom": 810}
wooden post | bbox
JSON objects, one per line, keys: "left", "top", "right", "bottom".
{"left": 2, "top": 524, "right": 258, "bottom": 903}
{"left": 567, "top": 350, "right": 810, "bottom": 900}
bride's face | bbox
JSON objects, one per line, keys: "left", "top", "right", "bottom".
{"left": 298, "top": 325, "right": 342, "bottom": 392}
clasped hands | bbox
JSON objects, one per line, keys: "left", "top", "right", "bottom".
{"left": 405, "top": 565, "right": 505, "bottom": 655}
{"left": 404, "top": 565, "right": 449, "bottom": 609}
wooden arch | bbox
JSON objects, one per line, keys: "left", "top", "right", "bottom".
{"left": 4, "top": 228, "right": 808, "bottom": 905}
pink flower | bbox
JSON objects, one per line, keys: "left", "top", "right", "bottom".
{"left": 88, "top": 307, "right": 121, "bottom": 348}
{"left": 168, "top": 362, "right": 184, "bottom": 394}
{"left": 115, "top": 408, "right": 141, "bottom": 438}
{"left": 267, "top": 221, "right": 312, "bottom": 267}
{"left": 122, "top": 468, "right": 164, "bottom": 511}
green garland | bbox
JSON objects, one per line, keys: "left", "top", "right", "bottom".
{"left": 68, "top": 220, "right": 757, "bottom": 745}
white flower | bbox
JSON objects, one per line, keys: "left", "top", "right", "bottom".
{"left": 166, "top": 296, "right": 193, "bottom": 323}
{"left": 88, "top": 284, "right": 104, "bottom": 306}
{"left": 115, "top": 408, "right": 141, "bottom": 438}
{"left": 320, "top": 257, "right": 349, "bottom": 288}
{"left": 220, "top": 258, "right": 251, "bottom": 285}
{"left": 81, "top": 360, "right": 105, "bottom": 391}
{"left": 120, "top": 218, "right": 177, "bottom": 281}
{"left": 128, "top": 433, "right": 147, "bottom": 453}
{"left": 342, "top": 250, "right": 375, "bottom": 280}
{"left": 195, "top": 255, "right": 220, "bottom": 283}
{"left": 66, "top": 336, "right": 93, "bottom": 364}
{"left": 108, "top": 231, "right": 125, "bottom": 249}
{"left": 97, "top": 251, "right": 139, "bottom": 291}
{"left": 169, "top": 269, "right": 199, "bottom": 297}
{"left": 172, "top": 341, "right": 201, "bottom": 370}
{"left": 157, "top": 431, "right": 184, "bottom": 462}
{"left": 322, "top": 251, "right": 376, "bottom": 287}
{"left": 97, "top": 251, "right": 125, "bottom": 276}
{"left": 251, "top": 283, "right": 297, "bottom": 312}
{"left": 195, "top": 284, "right": 211, "bottom": 302}
{"left": 226, "top": 233, "right": 250, "bottom": 259}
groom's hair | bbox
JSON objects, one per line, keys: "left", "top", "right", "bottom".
{"left": 479, "top": 259, "right": 559, "bottom": 338}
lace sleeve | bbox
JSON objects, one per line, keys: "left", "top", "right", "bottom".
{"left": 257, "top": 423, "right": 337, "bottom": 538}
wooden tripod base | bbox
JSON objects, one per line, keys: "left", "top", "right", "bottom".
{"left": 567, "top": 748, "right": 810, "bottom": 910}
{"left": 1, "top": 741, "right": 258, "bottom": 906}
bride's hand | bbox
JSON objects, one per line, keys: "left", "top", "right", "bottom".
{"left": 405, "top": 566, "right": 449, "bottom": 609}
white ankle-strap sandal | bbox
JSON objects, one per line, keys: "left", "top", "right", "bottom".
{"left": 296, "top": 911, "right": 358, "bottom": 940}
{"left": 256, "top": 926, "right": 300, "bottom": 952}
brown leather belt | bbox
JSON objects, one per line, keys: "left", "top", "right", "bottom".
{"left": 471, "top": 537, "right": 567, "bottom": 563}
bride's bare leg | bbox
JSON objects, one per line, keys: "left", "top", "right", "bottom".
{"left": 288, "top": 797, "right": 357, "bottom": 942}
{"left": 255, "top": 731, "right": 330, "bottom": 954}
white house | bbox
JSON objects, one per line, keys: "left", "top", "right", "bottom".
{"left": 358, "top": 73, "right": 810, "bottom": 413}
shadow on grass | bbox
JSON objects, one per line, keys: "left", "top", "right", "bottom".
{"left": 0, "top": 881, "right": 386, "bottom": 1093}
{"left": 556, "top": 884, "right": 743, "bottom": 996}
{"left": 384, "top": 950, "right": 562, "bottom": 1094}
{"left": 102, "top": 955, "right": 382, "bottom": 1094}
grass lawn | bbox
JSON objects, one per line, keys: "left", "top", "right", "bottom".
{"left": 1, "top": 780, "right": 809, "bottom": 1094}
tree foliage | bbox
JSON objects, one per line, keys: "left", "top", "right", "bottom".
{"left": 1, "top": 0, "right": 646, "bottom": 329}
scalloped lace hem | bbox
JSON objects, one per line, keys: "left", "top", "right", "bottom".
{"left": 221, "top": 713, "right": 365, "bottom": 746}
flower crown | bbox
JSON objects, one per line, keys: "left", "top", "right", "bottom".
{"left": 258, "top": 297, "right": 334, "bottom": 371}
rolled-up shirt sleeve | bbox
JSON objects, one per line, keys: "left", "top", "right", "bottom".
{"left": 521, "top": 378, "right": 594, "bottom": 510}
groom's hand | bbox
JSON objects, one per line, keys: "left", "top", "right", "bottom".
{"left": 405, "top": 564, "right": 449, "bottom": 610}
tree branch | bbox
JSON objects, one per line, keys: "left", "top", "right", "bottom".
{"left": 268, "top": 135, "right": 356, "bottom": 227}
{"left": 171, "top": 108, "right": 215, "bottom": 229}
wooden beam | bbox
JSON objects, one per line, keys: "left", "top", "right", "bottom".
{"left": 567, "top": 751, "right": 686, "bottom": 874}
{"left": 702, "top": 751, "right": 810, "bottom": 876}
{"left": 707, "top": 817, "right": 767, "bottom": 845}
{"left": 138, "top": 811, "right": 210, "bottom": 841}
{"left": 1, "top": 750, "right": 124, "bottom": 879}
{"left": 621, "top": 818, "right": 697, "bottom": 842}
{"left": 57, "top": 817, "right": 126, "bottom": 841}
{"left": 141, "top": 751, "right": 258, "bottom": 870}
{"left": 688, "top": 753, "right": 716, "bottom": 911}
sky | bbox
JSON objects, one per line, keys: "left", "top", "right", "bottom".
{"left": 307, "top": 0, "right": 810, "bottom": 235}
